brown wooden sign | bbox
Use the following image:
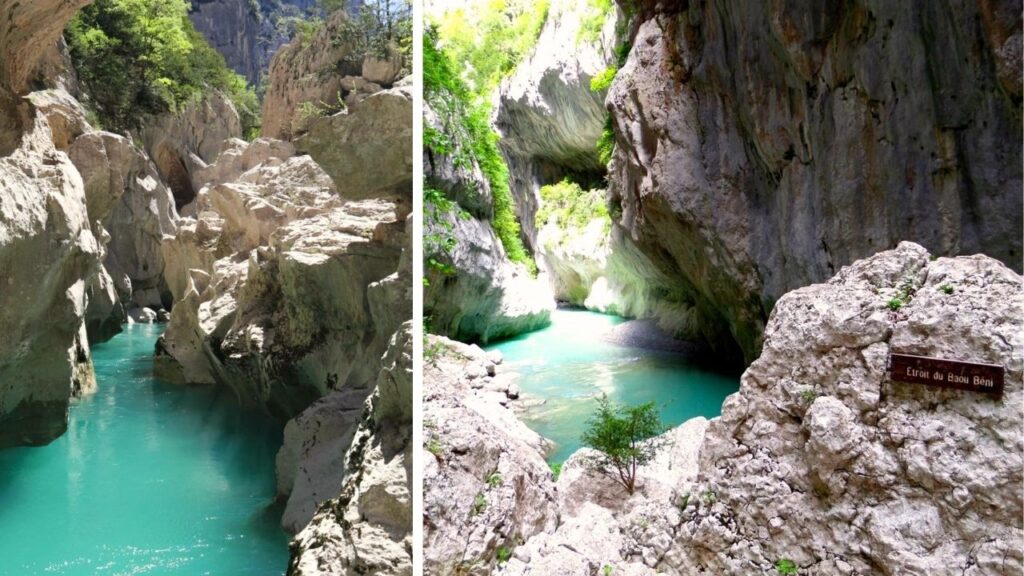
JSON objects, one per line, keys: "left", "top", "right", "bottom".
{"left": 889, "top": 353, "right": 1005, "bottom": 396}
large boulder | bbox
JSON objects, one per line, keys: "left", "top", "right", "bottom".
{"left": 666, "top": 243, "right": 1023, "bottom": 574}
{"left": 295, "top": 85, "right": 413, "bottom": 206}
{"left": 276, "top": 386, "right": 371, "bottom": 533}
{"left": 287, "top": 322, "right": 414, "bottom": 576}
{"left": 606, "top": 3, "right": 1023, "bottom": 364}
{"left": 142, "top": 91, "right": 242, "bottom": 209}
{"left": 422, "top": 336, "right": 559, "bottom": 575}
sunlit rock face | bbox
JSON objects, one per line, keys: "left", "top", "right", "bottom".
{"left": 494, "top": 0, "right": 616, "bottom": 251}
{"left": 296, "top": 85, "right": 414, "bottom": 207}
{"left": 287, "top": 322, "right": 414, "bottom": 576}
{"left": 70, "top": 130, "right": 179, "bottom": 310}
{"left": 423, "top": 98, "right": 554, "bottom": 344}
{"left": 0, "top": 0, "right": 101, "bottom": 448}
{"left": 668, "top": 243, "right": 1023, "bottom": 575}
{"left": 156, "top": 148, "right": 406, "bottom": 416}
{"left": 422, "top": 336, "right": 559, "bottom": 575}
{"left": 142, "top": 92, "right": 243, "bottom": 210}
{"left": 606, "top": 1, "right": 1022, "bottom": 364}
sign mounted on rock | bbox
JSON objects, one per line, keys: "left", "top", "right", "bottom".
{"left": 889, "top": 353, "right": 1005, "bottom": 396}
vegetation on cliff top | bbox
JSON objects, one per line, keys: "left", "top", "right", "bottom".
{"left": 66, "top": 0, "right": 260, "bottom": 136}
{"left": 536, "top": 179, "right": 610, "bottom": 234}
{"left": 424, "top": 26, "right": 535, "bottom": 273}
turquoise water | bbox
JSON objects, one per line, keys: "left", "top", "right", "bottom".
{"left": 486, "top": 309, "right": 740, "bottom": 464}
{"left": 0, "top": 324, "right": 288, "bottom": 575}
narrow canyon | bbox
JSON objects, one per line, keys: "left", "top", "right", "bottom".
{"left": 422, "top": 0, "right": 1023, "bottom": 574}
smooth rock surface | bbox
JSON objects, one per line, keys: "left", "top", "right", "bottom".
{"left": 287, "top": 322, "right": 414, "bottom": 575}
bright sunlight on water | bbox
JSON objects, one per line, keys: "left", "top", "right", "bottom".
{"left": 0, "top": 324, "right": 288, "bottom": 575}
{"left": 486, "top": 309, "right": 740, "bottom": 464}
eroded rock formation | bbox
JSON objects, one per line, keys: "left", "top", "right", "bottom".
{"left": 495, "top": 0, "right": 616, "bottom": 250}
{"left": 423, "top": 96, "right": 554, "bottom": 343}
{"left": 263, "top": 11, "right": 402, "bottom": 141}
{"left": 156, "top": 143, "right": 406, "bottom": 417}
{"left": 446, "top": 243, "right": 1023, "bottom": 575}
{"left": 0, "top": 0, "right": 101, "bottom": 447}
{"left": 605, "top": 1, "right": 1023, "bottom": 363}
{"left": 422, "top": 336, "right": 559, "bottom": 574}
{"left": 287, "top": 321, "right": 414, "bottom": 575}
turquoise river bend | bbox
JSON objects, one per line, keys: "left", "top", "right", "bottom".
{"left": 0, "top": 324, "right": 288, "bottom": 575}
{"left": 486, "top": 309, "right": 741, "bottom": 464}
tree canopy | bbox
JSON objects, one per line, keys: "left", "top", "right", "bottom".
{"left": 66, "top": 0, "right": 260, "bottom": 136}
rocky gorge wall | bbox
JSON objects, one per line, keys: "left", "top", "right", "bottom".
{"left": 0, "top": 0, "right": 99, "bottom": 447}
{"left": 188, "top": 0, "right": 317, "bottom": 85}
{"left": 423, "top": 80, "right": 554, "bottom": 343}
{"left": 486, "top": 0, "right": 1023, "bottom": 367}
{"left": 423, "top": 243, "right": 1024, "bottom": 575}
{"left": 604, "top": 0, "right": 1023, "bottom": 364}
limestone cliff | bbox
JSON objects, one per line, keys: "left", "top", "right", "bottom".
{"left": 188, "top": 0, "right": 317, "bottom": 85}
{"left": 424, "top": 243, "right": 1024, "bottom": 575}
{"left": 668, "top": 242, "right": 1023, "bottom": 575}
{"left": 423, "top": 92, "right": 553, "bottom": 343}
{"left": 494, "top": 0, "right": 617, "bottom": 251}
{"left": 0, "top": 0, "right": 100, "bottom": 447}
{"left": 604, "top": 1, "right": 1023, "bottom": 364}
{"left": 287, "top": 321, "right": 413, "bottom": 575}
{"left": 262, "top": 11, "right": 406, "bottom": 141}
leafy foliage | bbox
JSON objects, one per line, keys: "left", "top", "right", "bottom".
{"left": 65, "top": 0, "right": 260, "bottom": 137}
{"left": 596, "top": 114, "right": 617, "bottom": 165}
{"left": 334, "top": 0, "right": 412, "bottom": 75}
{"left": 535, "top": 179, "right": 610, "bottom": 233}
{"left": 424, "top": 28, "right": 535, "bottom": 273}
{"left": 433, "top": 0, "right": 549, "bottom": 97}
{"left": 775, "top": 559, "right": 798, "bottom": 575}
{"left": 581, "top": 395, "right": 665, "bottom": 495}
{"left": 590, "top": 66, "right": 617, "bottom": 92}
{"left": 578, "top": 0, "right": 613, "bottom": 44}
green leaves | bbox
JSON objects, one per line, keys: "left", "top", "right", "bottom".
{"left": 581, "top": 395, "right": 665, "bottom": 494}
{"left": 536, "top": 179, "right": 610, "bottom": 234}
{"left": 423, "top": 29, "right": 536, "bottom": 274}
{"left": 66, "top": 0, "right": 260, "bottom": 136}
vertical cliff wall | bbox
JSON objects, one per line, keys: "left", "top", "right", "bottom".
{"left": 188, "top": 0, "right": 317, "bottom": 85}
{"left": 606, "top": 0, "right": 1022, "bottom": 363}
{"left": 0, "top": 0, "right": 100, "bottom": 447}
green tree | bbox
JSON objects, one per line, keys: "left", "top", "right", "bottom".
{"left": 581, "top": 395, "right": 665, "bottom": 495}
{"left": 65, "top": 0, "right": 260, "bottom": 137}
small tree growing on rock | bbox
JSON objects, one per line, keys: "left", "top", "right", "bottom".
{"left": 581, "top": 395, "right": 665, "bottom": 495}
